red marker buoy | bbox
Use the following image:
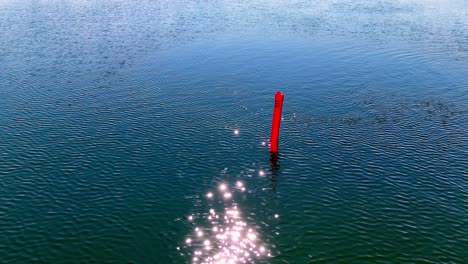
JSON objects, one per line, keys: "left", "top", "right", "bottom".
{"left": 270, "top": 91, "right": 284, "bottom": 154}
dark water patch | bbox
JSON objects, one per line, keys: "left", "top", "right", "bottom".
{"left": 284, "top": 96, "right": 467, "bottom": 128}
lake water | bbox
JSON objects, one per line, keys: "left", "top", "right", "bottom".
{"left": 0, "top": 0, "right": 467, "bottom": 263}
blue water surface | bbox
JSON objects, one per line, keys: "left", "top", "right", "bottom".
{"left": 0, "top": 0, "right": 467, "bottom": 263}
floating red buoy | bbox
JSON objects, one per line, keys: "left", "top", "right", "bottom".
{"left": 270, "top": 91, "right": 284, "bottom": 154}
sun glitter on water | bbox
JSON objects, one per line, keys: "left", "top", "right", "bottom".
{"left": 183, "top": 182, "right": 272, "bottom": 264}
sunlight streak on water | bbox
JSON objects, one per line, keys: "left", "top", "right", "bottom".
{"left": 184, "top": 182, "right": 272, "bottom": 264}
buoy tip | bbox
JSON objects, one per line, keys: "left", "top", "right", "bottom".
{"left": 275, "top": 91, "right": 284, "bottom": 99}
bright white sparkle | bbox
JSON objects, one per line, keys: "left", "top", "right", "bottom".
{"left": 233, "top": 129, "right": 239, "bottom": 135}
{"left": 274, "top": 214, "right": 279, "bottom": 219}
{"left": 247, "top": 233, "right": 256, "bottom": 240}
{"left": 259, "top": 170, "right": 265, "bottom": 176}
{"left": 219, "top": 183, "right": 227, "bottom": 192}
{"left": 223, "top": 192, "right": 232, "bottom": 199}
{"left": 207, "top": 192, "right": 213, "bottom": 198}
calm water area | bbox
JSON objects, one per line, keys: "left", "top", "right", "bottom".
{"left": 1, "top": 0, "right": 467, "bottom": 263}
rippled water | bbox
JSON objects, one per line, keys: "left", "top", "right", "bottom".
{"left": 1, "top": 0, "right": 467, "bottom": 263}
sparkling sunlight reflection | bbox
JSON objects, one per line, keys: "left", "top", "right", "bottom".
{"left": 184, "top": 182, "right": 272, "bottom": 263}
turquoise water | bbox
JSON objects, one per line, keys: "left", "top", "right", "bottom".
{"left": 1, "top": 0, "right": 467, "bottom": 263}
